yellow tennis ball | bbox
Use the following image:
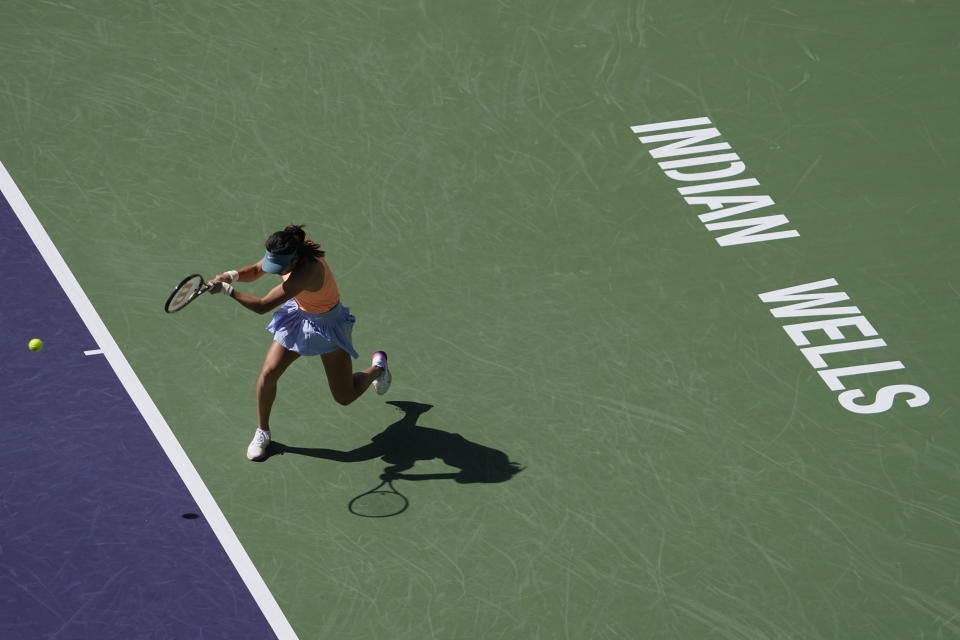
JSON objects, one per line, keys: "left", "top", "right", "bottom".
{"left": 28, "top": 338, "right": 43, "bottom": 352}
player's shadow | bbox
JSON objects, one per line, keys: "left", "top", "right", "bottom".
{"left": 268, "top": 401, "right": 523, "bottom": 483}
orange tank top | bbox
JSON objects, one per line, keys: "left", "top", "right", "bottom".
{"left": 283, "top": 257, "right": 340, "bottom": 314}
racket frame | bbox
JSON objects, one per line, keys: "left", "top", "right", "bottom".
{"left": 164, "top": 273, "right": 210, "bottom": 313}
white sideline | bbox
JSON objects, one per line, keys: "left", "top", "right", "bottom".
{"left": 0, "top": 160, "right": 299, "bottom": 640}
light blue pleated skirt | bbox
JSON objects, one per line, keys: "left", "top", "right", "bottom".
{"left": 266, "top": 299, "right": 359, "bottom": 358}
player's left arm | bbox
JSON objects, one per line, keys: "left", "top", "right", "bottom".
{"left": 212, "top": 268, "right": 307, "bottom": 315}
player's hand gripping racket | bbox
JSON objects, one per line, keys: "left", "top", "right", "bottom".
{"left": 164, "top": 274, "right": 211, "bottom": 313}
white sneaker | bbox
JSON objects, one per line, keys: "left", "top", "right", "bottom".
{"left": 371, "top": 351, "right": 391, "bottom": 395}
{"left": 246, "top": 428, "right": 271, "bottom": 461}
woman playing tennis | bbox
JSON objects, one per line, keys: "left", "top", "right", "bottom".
{"left": 207, "top": 225, "right": 390, "bottom": 461}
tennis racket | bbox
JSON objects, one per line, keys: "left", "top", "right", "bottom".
{"left": 348, "top": 479, "right": 409, "bottom": 518}
{"left": 164, "top": 274, "right": 211, "bottom": 313}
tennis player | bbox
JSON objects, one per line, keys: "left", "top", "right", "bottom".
{"left": 208, "top": 225, "right": 390, "bottom": 461}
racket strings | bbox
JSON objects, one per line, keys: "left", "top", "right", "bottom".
{"left": 165, "top": 275, "right": 204, "bottom": 312}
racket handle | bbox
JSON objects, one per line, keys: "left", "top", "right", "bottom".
{"left": 205, "top": 280, "right": 233, "bottom": 296}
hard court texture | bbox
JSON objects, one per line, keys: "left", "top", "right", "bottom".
{"left": 1, "top": 2, "right": 958, "bottom": 638}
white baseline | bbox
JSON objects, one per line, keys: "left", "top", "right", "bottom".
{"left": 0, "top": 160, "right": 299, "bottom": 640}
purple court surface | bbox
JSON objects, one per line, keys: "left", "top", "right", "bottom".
{"left": 0, "top": 190, "right": 282, "bottom": 638}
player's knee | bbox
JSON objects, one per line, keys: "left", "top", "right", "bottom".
{"left": 331, "top": 390, "right": 354, "bottom": 406}
{"left": 259, "top": 366, "right": 281, "bottom": 386}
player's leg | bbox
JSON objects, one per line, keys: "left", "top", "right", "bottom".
{"left": 248, "top": 341, "right": 300, "bottom": 461}
{"left": 257, "top": 341, "right": 301, "bottom": 429}
{"left": 319, "top": 348, "right": 384, "bottom": 406}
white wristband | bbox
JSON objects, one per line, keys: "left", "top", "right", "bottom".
{"left": 226, "top": 270, "right": 239, "bottom": 282}
{"left": 220, "top": 283, "right": 234, "bottom": 297}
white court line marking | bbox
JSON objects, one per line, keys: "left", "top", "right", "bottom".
{"left": 0, "top": 161, "right": 299, "bottom": 640}
{"left": 84, "top": 349, "right": 104, "bottom": 356}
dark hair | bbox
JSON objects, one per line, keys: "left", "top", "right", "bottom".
{"left": 265, "top": 224, "right": 324, "bottom": 261}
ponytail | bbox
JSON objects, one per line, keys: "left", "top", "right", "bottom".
{"left": 265, "top": 224, "right": 325, "bottom": 260}
{"left": 284, "top": 224, "right": 306, "bottom": 244}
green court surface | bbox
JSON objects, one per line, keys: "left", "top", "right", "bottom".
{"left": 2, "top": 1, "right": 958, "bottom": 638}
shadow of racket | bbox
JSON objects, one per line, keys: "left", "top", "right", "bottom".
{"left": 348, "top": 477, "right": 408, "bottom": 518}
